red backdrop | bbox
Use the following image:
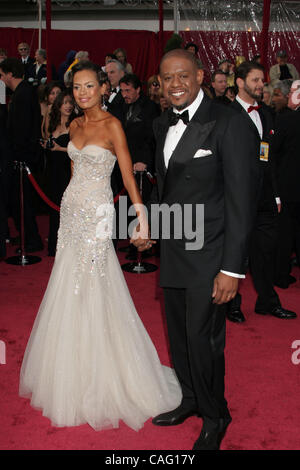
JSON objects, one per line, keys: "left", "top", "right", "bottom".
{"left": 0, "top": 27, "right": 162, "bottom": 83}
{"left": 0, "top": 27, "right": 299, "bottom": 83}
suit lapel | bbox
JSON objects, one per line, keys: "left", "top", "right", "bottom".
{"left": 170, "top": 97, "right": 215, "bottom": 162}
{"left": 159, "top": 94, "right": 216, "bottom": 199}
{"left": 169, "top": 94, "right": 216, "bottom": 171}
{"left": 232, "top": 99, "right": 261, "bottom": 140}
{"left": 258, "top": 107, "right": 270, "bottom": 141}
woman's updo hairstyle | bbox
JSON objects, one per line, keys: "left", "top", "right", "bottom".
{"left": 71, "top": 60, "right": 109, "bottom": 88}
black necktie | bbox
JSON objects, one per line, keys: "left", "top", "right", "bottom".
{"left": 168, "top": 109, "right": 189, "bottom": 126}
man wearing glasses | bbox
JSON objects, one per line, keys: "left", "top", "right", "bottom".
{"left": 17, "top": 43, "right": 34, "bottom": 80}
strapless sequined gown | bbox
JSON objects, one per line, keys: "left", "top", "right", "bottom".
{"left": 19, "top": 143, "right": 181, "bottom": 431}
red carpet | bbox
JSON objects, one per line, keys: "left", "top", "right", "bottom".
{"left": 0, "top": 216, "right": 299, "bottom": 450}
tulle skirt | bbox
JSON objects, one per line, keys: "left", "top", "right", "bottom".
{"left": 19, "top": 242, "right": 182, "bottom": 431}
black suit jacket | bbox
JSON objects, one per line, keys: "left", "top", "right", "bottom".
{"left": 7, "top": 80, "right": 42, "bottom": 165}
{"left": 107, "top": 91, "right": 125, "bottom": 195}
{"left": 27, "top": 62, "right": 57, "bottom": 84}
{"left": 151, "top": 94, "right": 261, "bottom": 288}
{"left": 107, "top": 90, "right": 125, "bottom": 122}
{"left": 121, "top": 93, "right": 159, "bottom": 170}
{"left": 230, "top": 100, "right": 278, "bottom": 210}
{"left": 21, "top": 56, "right": 35, "bottom": 81}
{"left": 271, "top": 108, "right": 300, "bottom": 202}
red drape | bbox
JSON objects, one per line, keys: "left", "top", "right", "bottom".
{"left": 45, "top": 0, "right": 52, "bottom": 80}
{"left": 0, "top": 27, "right": 161, "bottom": 83}
{"left": 260, "top": 0, "right": 271, "bottom": 75}
{"left": 181, "top": 30, "right": 300, "bottom": 83}
{"left": 1, "top": 27, "right": 299, "bottom": 83}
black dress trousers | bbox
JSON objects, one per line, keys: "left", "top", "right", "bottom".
{"left": 163, "top": 285, "right": 230, "bottom": 425}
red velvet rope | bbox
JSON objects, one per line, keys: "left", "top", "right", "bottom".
{"left": 25, "top": 166, "right": 129, "bottom": 211}
{"left": 113, "top": 187, "right": 127, "bottom": 203}
{"left": 26, "top": 170, "right": 61, "bottom": 212}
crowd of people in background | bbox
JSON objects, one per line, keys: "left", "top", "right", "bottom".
{"left": 0, "top": 39, "right": 299, "bottom": 324}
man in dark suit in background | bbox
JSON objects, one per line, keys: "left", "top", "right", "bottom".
{"left": 0, "top": 103, "right": 11, "bottom": 260}
{"left": 119, "top": 73, "right": 159, "bottom": 202}
{"left": 135, "top": 50, "right": 261, "bottom": 449}
{"left": 227, "top": 61, "right": 296, "bottom": 322}
{"left": 119, "top": 73, "right": 159, "bottom": 257}
{"left": 272, "top": 82, "right": 300, "bottom": 288}
{"left": 105, "top": 59, "right": 125, "bottom": 247}
{"left": 0, "top": 58, "right": 43, "bottom": 253}
{"left": 17, "top": 42, "right": 35, "bottom": 81}
{"left": 106, "top": 59, "right": 125, "bottom": 121}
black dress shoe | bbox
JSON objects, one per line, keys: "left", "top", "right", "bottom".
{"left": 226, "top": 308, "right": 245, "bottom": 323}
{"left": 192, "top": 417, "right": 231, "bottom": 451}
{"left": 152, "top": 405, "right": 199, "bottom": 426}
{"left": 255, "top": 306, "right": 297, "bottom": 319}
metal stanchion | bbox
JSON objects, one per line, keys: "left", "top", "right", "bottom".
{"left": 122, "top": 170, "right": 157, "bottom": 274}
{"left": 6, "top": 162, "right": 41, "bottom": 266}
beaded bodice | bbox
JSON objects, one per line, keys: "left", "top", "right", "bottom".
{"left": 57, "top": 142, "right": 117, "bottom": 293}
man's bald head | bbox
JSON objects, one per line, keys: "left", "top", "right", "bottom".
{"left": 159, "top": 49, "right": 199, "bottom": 75}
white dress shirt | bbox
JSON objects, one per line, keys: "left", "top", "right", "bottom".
{"left": 236, "top": 94, "right": 263, "bottom": 139}
{"left": 164, "top": 88, "right": 204, "bottom": 168}
{"left": 236, "top": 94, "right": 280, "bottom": 206}
{"left": 163, "top": 88, "right": 244, "bottom": 279}
{"left": 108, "top": 86, "right": 120, "bottom": 103}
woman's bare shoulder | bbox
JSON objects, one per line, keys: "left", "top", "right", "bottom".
{"left": 104, "top": 113, "right": 123, "bottom": 130}
{"left": 70, "top": 116, "right": 83, "bottom": 129}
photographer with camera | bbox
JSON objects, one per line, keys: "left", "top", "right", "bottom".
{"left": 41, "top": 89, "right": 75, "bottom": 256}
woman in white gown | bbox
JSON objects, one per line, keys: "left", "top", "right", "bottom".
{"left": 19, "top": 61, "right": 181, "bottom": 431}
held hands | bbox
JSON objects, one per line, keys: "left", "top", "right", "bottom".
{"left": 130, "top": 223, "right": 156, "bottom": 252}
{"left": 212, "top": 272, "right": 239, "bottom": 305}
{"left": 133, "top": 162, "right": 147, "bottom": 172}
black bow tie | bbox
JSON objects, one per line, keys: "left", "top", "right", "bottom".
{"left": 111, "top": 88, "right": 117, "bottom": 94}
{"left": 168, "top": 109, "right": 189, "bottom": 126}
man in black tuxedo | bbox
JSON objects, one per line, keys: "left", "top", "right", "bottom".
{"left": 106, "top": 59, "right": 126, "bottom": 246}
{"left": 226, "top": 61, "right": 296, "bottom": 322}
{"left": 272, "top": 83, "right": 300, "bottom": 288}
{"left": 27, "top": 49, "right": 57, "bottom": 86}
{"left": 0, "top": 58, "right": 43, "bottom": 252}
{"left": 17, "top": 42, "right": 35, "bottom": 81}
{"left": 135, "top": 50, "right": 261, "bottom": 450}
{"left": 106, "top": 59, "right": 125, "bottom": 121}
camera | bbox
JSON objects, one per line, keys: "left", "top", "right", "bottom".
{"left": 46, "top": 136, "right": 55, "bottom": 149}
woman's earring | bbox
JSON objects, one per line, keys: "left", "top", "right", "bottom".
{"left": 74, "top": 103, "right": 82, "bottom": 115}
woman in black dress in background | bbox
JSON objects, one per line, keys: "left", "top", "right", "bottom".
{"left": 39, "top": 81, "right": 64, "bottom": 140}
{"left": 46, "top": 90, "right": 75, "bottom": 256}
